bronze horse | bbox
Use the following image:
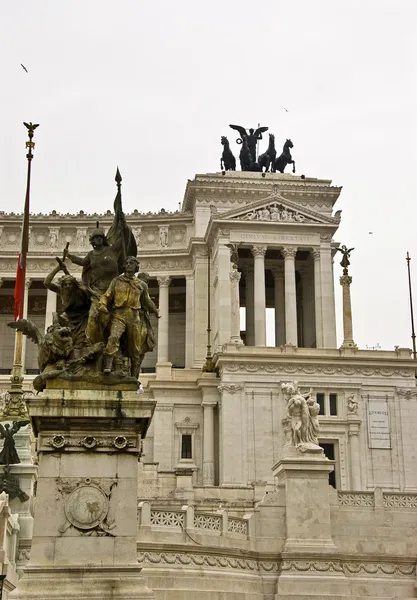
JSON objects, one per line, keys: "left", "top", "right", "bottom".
{"left": 220, "top": 136, "right": 236, "bottom": 171}
{"left": 258, "top": 133, "right": 277, "bottom": 173}
{"left": 275, "top": 139, "right": 296, "bottom": 173}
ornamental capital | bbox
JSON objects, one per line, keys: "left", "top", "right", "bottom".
{"left": 157, "top": 275, "right": 171, "bottom": 287}
{"left": 251, "top": 245, "right": 267, "bottom": 258}
{"left": 340, "top": 274, "right": 352, "bottom": 286}
{"left": 281, "top": 246, "right": 297, "bottom": 259}
{"left": 312, "top": 248, "right": 321, "bottom": 261}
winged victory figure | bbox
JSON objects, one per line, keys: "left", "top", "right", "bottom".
{"left": 229, "top": 124, "right": 269, "bottom": 166}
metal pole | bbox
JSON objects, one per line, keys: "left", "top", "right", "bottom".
{"left": 4, "top": 123, "right": 38, "bottom": 419}
{"left": 406, "top": 252, "right": 416, "bottom": 359}
{"left": 407, "top": 251, "right": 416, "bottom": 359}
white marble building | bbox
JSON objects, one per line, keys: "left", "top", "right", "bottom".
{"left": 1, "top": 171, "right": 417, "bottom": 599}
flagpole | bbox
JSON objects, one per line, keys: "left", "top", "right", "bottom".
{"left": 4, "top": 123, "right": 39, "bottom": 419}
{"left": 406, "top": 252, "right": 417, "bottom": 360}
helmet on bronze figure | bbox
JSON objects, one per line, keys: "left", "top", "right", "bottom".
{"left": 89, "top": 228, "right": 109, "bottom": 246}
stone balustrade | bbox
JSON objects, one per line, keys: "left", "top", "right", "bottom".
{"left": 138, "top": 502, "right": 252, "bottom": 539}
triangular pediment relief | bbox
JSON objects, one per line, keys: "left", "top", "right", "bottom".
{"left": 215, "top": 192, "right": 340, "bottom": 225}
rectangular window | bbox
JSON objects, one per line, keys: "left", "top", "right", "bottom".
{"left": 329, "top": 393, "right": 338, "bottom": 416}
{"left": 316, "top": 393, "right": 325, "bottom": 415}
{"left": 181, "top": 434, "right": 192, "bottom": 459}
{"left": 320, "top": 442, "right": 336, "bottom": 489}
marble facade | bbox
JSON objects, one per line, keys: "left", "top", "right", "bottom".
{"left": 0, "top": 171, "right": 417, "bottom": 599}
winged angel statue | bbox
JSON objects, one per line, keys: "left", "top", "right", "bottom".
{"left": 0, "top": 421, "right": 30, "bottom": 465}
{"left": 229, "top": 124, "right": 269, "bottom": 170}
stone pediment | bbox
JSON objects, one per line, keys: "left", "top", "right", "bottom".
{"left": 215, "top": 192, "right": 340, "bottom": 225}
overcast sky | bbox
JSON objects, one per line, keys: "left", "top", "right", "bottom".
{"left": 1, "top": 0, "right": 416, "bottom": 351}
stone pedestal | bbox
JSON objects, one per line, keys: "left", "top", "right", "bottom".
{"left": 273, "top": 452, "right": 350, "bottom": 599}
{"left": 11, "top": 388, "right": 156, "bottom": 600}
{"left": 273, "top": 452, "right": 336, "bottom": 554}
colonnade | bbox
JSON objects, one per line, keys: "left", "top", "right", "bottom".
{"left": 214, "top": 243, "right": 337, "bottom": 349}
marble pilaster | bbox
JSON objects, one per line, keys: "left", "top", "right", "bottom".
{"left": 156, "top": 276, "right": 171, "bottom": 364}
{"left": 312, "top": 249, "right": 323, "bottom": 348}
{"left": 185, "top": 274, "right": 194, "bottom": 367}
{"left": 216, "top": 243, "right": 232, "bottom": 347}
{"left": 282, "top": 247, "right": 297, "bottom": 346}
{"left": 229, "top": 270, "right": 243, "bottom": 344}
{"left": 348, "top": 427, "right": 361, "bottom": 490}
{"left": 251, "top": 245, "right": 267, "bottom": 346}
{"left": 320, "top": 242, "right": 337, "bottom": 347}
{"left": 218, "top": 383, "right": 245, "bottom": 486}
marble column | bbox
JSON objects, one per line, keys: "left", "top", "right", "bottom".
{"left": 340, "top": 273, "right": 356, "bottom": 348}
{"left": 21, "top": 279, "right": 31, "bottom": 372}
{"left": 312, "top": 249, "right": 323, "bottom": 348}
{"left": 320, "top": 242, "right": 337, "bottom": 347}
{"left": 244, "top": 265, "right": 254, "bottom": 346}
{"left": 251, "top": 245, "right": 267, "bottom": 346}
{"left": 44, "top": 288, "right": 57, "bottom": 333}
{"left": 348, "top": 426, "right": 361, "bottom": 489}
{"left": 216, "top": 243, "right": 232, "bottom": 347}
{"left": 229, "top": 269, "right": 243, "bottom": 344}
{"left": 157, "top": 276, "right": 171, "bottom": 363}
{"left": 202, "top": 399, "right": 217, "bottom": 486}
{"left": 282, "top": 247, "right": 297, "bottom": 345}
{"left": 185, "top": 274, "right": 194, "bottom": 367}
{"left": 271, "top": 267, "right": 285, "bottom": 346}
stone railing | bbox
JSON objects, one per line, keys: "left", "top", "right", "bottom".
{"left": 338, "top": 490, "right": 417, "bottom": 508}
{"left": 0, "top": 492, "right": 20, "bottom": 596}
{"left": 139, "top": 502, "right": 251, "bottom": 538}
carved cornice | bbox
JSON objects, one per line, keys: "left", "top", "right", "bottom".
{"left": 219, "top": 362, "right": 414, "bottom": 378}
{"left": 136, "top": 550, "right": 415, "bottom": 578}
{"left": 281, "top": 559, "right": 415, "bottom": 577}
{"left": 138, "top": 550, "right": 276, "bottom": 572}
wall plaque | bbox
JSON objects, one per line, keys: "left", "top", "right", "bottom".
{"left": 367, "top": 398, "right": 391, "bottom": 449}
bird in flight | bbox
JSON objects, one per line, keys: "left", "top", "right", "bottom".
{"left": 284, "top": 107, "right": 289, "bottom": 112}
{"left": 20, "top": 64, "right": 28, "bottom": 73}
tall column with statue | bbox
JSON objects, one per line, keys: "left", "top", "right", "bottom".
{"left": 337, "top": 245, "right": 357, "bottom": 349}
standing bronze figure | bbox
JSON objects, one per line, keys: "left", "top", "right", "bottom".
{"left": 337, "top": 245, "right": 354, "bottom": 275}
{"left": 0, "top": 421, "right": 30, "bottom": 465}
{"left": 229, "top": 124, "right": 268, "bottom": 165}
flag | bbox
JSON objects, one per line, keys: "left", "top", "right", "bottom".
{"left": 13, "top": 180, "right": 30, "bottom": 320}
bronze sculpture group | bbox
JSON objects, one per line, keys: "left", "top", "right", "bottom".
{"left": 8, "top": 171, "right": 159, "bottom": 391}
{"left": 220, "top": 124, "right": 296, "bottom": 174}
